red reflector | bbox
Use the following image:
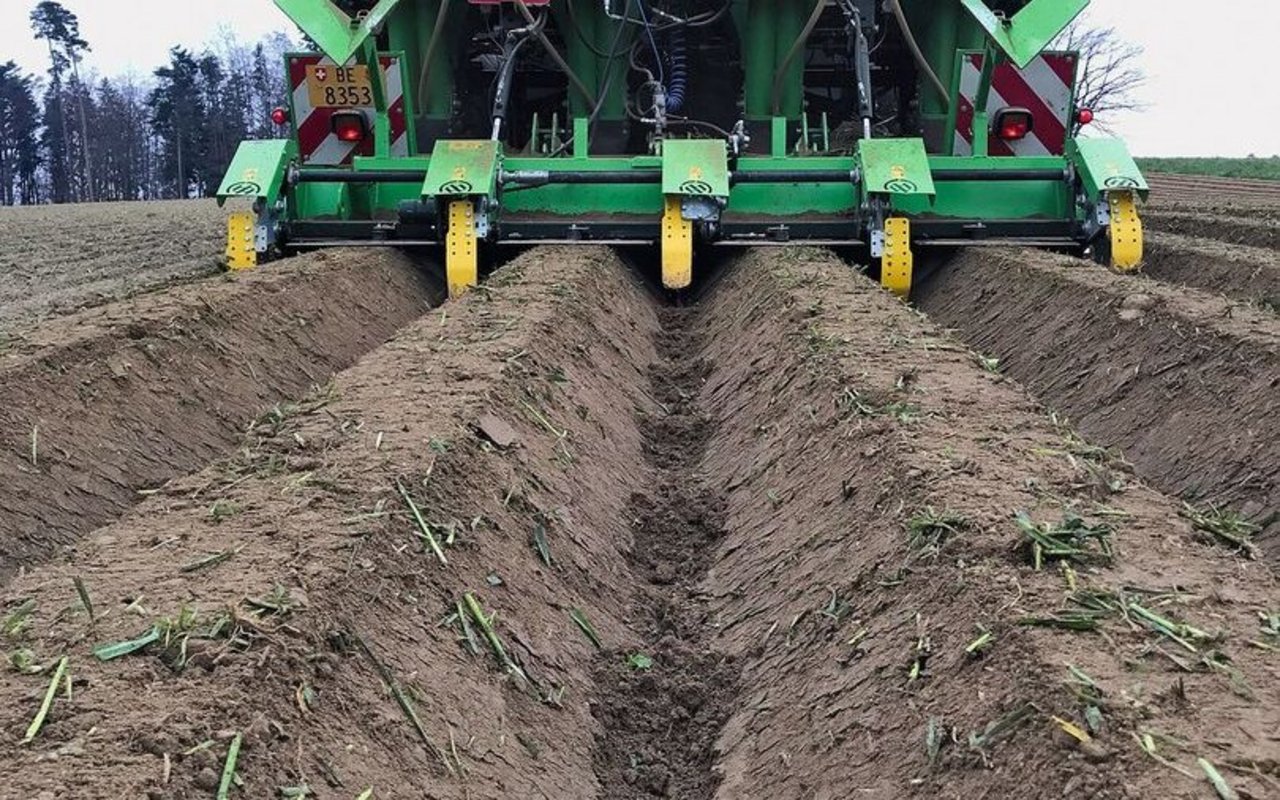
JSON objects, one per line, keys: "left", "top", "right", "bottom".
{"left": 270, "top": 107, "right": 288, "bottom": 126}
{"left": 331, "top": 112, "right": 368, "bottom": 143}
{"left": 993, "top": 108, "right": 1033, "bottom": 141}
{"left": 1000, "top": 121, "right": 1028, "bottom": 140}
{"left": 1076, "top": 108, "right": 1094, "bottom": 125}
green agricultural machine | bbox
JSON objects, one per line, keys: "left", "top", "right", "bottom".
{"left": 218, "top": 0, "right": 1146, "bottom": 297}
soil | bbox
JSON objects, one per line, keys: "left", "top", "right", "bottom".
{"left": 699, "top": 249, "right": 1277, "bottom": 799}
{"left": 914, "top": 248, "right": 1280, "bottom": 563}
{"left": 0, "top": 241, "right": 1276, "bottom": 800}
{"left": 1146, "top": 173, "right": 1280, "bottom": 211}
{"left": 591, "top": 308, "right": 739, "bottom": 800}
{"left": 1143, "top": 231, "right": 1280, "bottom": 310}
{"left": 0, "top": 248, "right": 441, "bottom": 580}
{"left": 0, "top": 200, "right": 229, "bottom": 330}
{"left": 1146, "top": 209, "right": 1279, "bottom": 252}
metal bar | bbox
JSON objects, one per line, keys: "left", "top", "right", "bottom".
{"left": 931, "top": 169, "right": 1065, "bottom": 181}
{"left": 731, "top": 170, "right": 856, "bottom": 184}
{"left": 297, "top": 170, "right": 427, "bottom": 183}
{"left": 295, "top": 167, "right": 1058, "bottom": 187}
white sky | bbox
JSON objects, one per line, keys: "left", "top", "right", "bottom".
{"left": 0, "top": 0, "right": 1277, "bottom": 156}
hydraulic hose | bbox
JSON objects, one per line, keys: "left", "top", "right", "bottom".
{"left": 513, "top": 0, "right": 599, "bottom": 109}
{"left": 491, "top": 35, "right": 533, "bottom": 140}
{"left": 665, "top": 26, "right": 687, "bottom": 114}
{"left": 770, "top": 0, "right": 826, "bottom": 117}
{"left": 888, "top": 0, "right": 949, "bottom": 110}
{"left": 416, "top": 0, "right": 453, "bottom": 112}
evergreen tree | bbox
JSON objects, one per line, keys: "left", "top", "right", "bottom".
{"left": 0, "top": 62, "right": 42, "bottom": 205}
{"left": 30, "top": 1, "right": 93, "bottom": 200}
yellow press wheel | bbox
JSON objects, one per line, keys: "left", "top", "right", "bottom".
{"left": 879, "top": 216, "right": 913, "bottom": 298}
{"left": 225, "top": 212, "right": 257, "bottom": 270}
{"left": 661, "top": 195, "right": 693, "bottom": 290}
{"left": 445, "top": 199, "right": 479, "bottom": 298}
{"left": 1107, "top": 190, "right": 1143, "bottom": 271}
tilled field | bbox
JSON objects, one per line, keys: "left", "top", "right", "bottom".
{"left": 0, "top": 200, "right": 231, "bottom": 331}
{"left": 1, "top": 234, "right": 1276, "bottom": 799}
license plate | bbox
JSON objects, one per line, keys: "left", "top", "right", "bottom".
{"left": 306, "top": 65, "right": 373, "bottom": 108}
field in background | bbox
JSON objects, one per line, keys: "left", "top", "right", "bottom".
{"left": 1138, "top": 156, "right": 1280, "bottom": 181}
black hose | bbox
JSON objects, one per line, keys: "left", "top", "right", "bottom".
{"left": 770, "top": 0, "right": 826, "bottom": 117}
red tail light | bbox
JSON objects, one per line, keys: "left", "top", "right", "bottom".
{"left": 1076, "top": 108, "right": 1094, "bottom": 126}
{"left": 993, "top": 107, "right": 1033, "bottom": 141}
{"left": 331, "top": 111, "right": 368, "bottom": 143}
{"left": 270, "top": 107, "right": 288, "bottom": 126}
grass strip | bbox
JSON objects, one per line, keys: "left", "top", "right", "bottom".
{"left": 570, "top": 608, "right": 603, "bottom": 649}
{"left": 73, "top": 576, "right": 94, "bottom": 623}
{"left": 532, "top": 521, "right": 552, "bottom": 567}
{"left": 93, "top": 625, "right": 161, "bottom": 661}
{"left": 22, "top": 655, "right": 69, "bottom": 743}
{"left": 1015, "top": 511, "right": 1113, "bottom": 569}
{"left": 355, "top": 634, "right": 454, "bottom": 775}
{"left": 1125, "top": 599, "right": 1214, "bottom": 654}
{"left": 463, "top": 593, "right": 530, "bottom": 685}
{"left": 396, "top": 480, "right": 447, "bottom": 566}
{"left": 181, "top": 548, "right": 238, "bottom": 573}
{"left": 216, "top": 732, "right": 242, "bottom": 800}
{"left": 1198, "top": 757, "right": 1239, "bottom": 800}
{"left": 1180, "top": 503, "right": 1261, "bottom": 559}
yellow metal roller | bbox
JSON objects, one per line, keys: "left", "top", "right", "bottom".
{"left": 225, "top": 212, "right": 257, "bottom": 270}
{"left": 445, "top": 199, "right": 479, "bottom": 298}
{"left": 1108, "top": 190, "right": 1143, "bottom": 271}
{"left": 880, "top": 217, "right": 912, "bottom": 298}
{"left": 661, "top": 195, "right": 693, "bottom": 290}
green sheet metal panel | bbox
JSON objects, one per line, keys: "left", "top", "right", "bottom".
{"left": 857, "top": 138, "right": 936, "bottom": 196}
{"left": 216, "top": 139, "right": 297, "bottom": 206}
{"left": 422, "top": 140, "right": 501, "bottom": 197}
{"left": 893, "top": 155, "right": 1072, "bottom": 218}
{"left": 293, "top": 181, "right": 351, "bottom": 219}
{"left": 661, "top": 139, "right": 730, "bottom": 197}
{"left": 275, "top": 0, "right": 407, "bottom": 65}
{"left": 959, "top": 0, "right": 1088, "bottom": 69}
{"left": 1066, "top": 137, "right": 1148, "bottom": 198}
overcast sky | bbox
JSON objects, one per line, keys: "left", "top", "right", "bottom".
{"left": 1, "top": 0, "right": 1277, "bottom": 156}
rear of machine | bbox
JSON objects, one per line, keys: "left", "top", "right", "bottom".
{"left": 218, "top": 0, "right": 1147, "bottom": 297}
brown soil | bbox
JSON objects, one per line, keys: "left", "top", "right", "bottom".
{"left": 1146, "top": 173, "right": 1280, "bottom": 211}
{"left": 1146, "top": 209, "right": 1279, "bottom": 252}
{"left": 914, "top": 248, "right": 1280, "bottom": 563}
{"left": 591, "top": 308, "right": 739, "bottom": 800}
{"left": 699, "top": 249, "right": 1277, "bottom": 799}
{"left": 0, "top": 249, "right": 440, "bottom": 579}
{"left": 1142, "top": 232, "right": 1280, "bottom": 310}
{"left": 0, "top": 200, "right": 229, "bottom": 330}
{"left": 0, "top": 244, "right": 1276, "bottom": 800}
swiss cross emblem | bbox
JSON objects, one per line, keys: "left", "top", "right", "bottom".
{"left": 315, "top": 67, "right": 328, "bottom": 81}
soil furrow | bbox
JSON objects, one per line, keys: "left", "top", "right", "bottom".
{"left": 1, "top": 243, "right": 1277, "bottom": 799}
{"left": 914, "top": 248, "right": 1280, "bottom": 563}
{"left": 1142, "top": 231, "right": 1280, "bottom": 310}
{"left": 0, "top": 249, "right": 441, "bottom": 580}
{"left": 0, "top": 246, "right": 658, "bottom": 799}
{"left": 1145, "top": 209, "right": 1278, "bottom": 252}
{"left": 591, "top": 307, "right": 739, "bottom": 799}
{"left": 699, "top": 248, "right": 1277, "bottom": 799}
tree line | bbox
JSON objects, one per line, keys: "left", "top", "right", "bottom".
{"left": 0, "top": 1, "right": 294, "bottom": 205}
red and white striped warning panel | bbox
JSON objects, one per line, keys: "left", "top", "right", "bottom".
{"left": 953, "top": 51, "right": 1077, "bottom": 157}
{"left": 288, "top": 53, "right": 410, "bottom": 165}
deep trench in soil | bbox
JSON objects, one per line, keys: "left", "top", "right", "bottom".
{"left": 591, "top": 306, "right": 740, "bottom": 798}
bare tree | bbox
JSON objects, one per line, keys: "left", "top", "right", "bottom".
{"left": 1055, "top": 22, "right": 1146, "bottom": 134}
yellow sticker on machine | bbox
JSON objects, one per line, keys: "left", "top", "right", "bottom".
{"left": 306, "top": 65, "right": 373, "bottom": 108}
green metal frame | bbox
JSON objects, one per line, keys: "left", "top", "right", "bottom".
{"left": 217, "top": 0, "right": 1144, "bottom": 253}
